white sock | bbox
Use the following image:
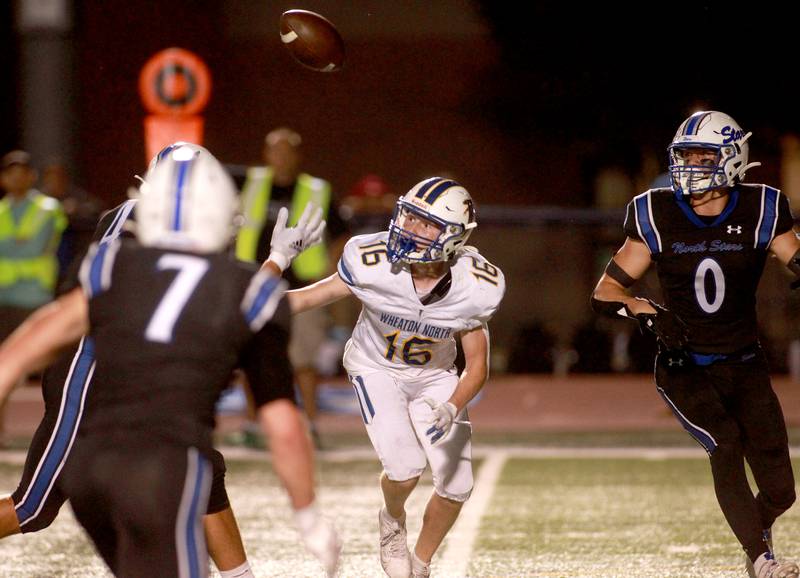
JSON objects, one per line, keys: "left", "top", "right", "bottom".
{"left": 383, "top": 507, "right": 406, "bottom": 524}
{"left": 753, "top": 553, "right": 774, "bottom": 576}
{"left": 412, "top": 552, "right": 429, "bottom": 569}
{"left": 219, "top": 560, "right": 255, "bottom": 578}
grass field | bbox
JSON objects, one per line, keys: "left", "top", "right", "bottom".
{"left": 1, "top": 439, "right": 799, "bottom": 577}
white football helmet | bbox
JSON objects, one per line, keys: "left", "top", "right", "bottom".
{"left": 135, "top": 143, "right": 239, "bottom": 253}
{"left": 386, "top": 177, "right": 477, "bottom": 263}
{"left": 668, "top": 110, "right": 761, "bottom": 195}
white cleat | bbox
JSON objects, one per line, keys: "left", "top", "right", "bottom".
{"left": 754, "top": 554, "right": 800, "bottom": 578}
{"left": 379, "top": 508, "right": 411, "bottom": 578}
{"left": 411, "top": 552, "right": 431, "bottom": 578}
{"left": 748, "top": 529, "right": 774, "bottom": 578}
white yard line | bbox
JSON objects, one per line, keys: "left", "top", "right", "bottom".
{"left": 437, "top": 449, "right": 508, "bottom": 577}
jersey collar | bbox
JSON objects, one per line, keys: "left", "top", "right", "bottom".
{"left": 415, "top": 270, "right": 453, "bottom": 306}
{"left": 674, "top": 187, "right": 739, "bottom": 228}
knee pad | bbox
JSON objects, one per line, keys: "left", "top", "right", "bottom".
{"left": 384, "top": 465, "right": 426, "bottom": 483}
{"left": 432, "top": 461, "right": 474, "bottom": 503}
{"left": 434, "top": 485, "right": 473, "bottom": 503}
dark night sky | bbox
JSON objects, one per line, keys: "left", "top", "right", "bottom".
{"left": 477, "top": 3, "right": 800, "bottom": 137}
{"left": 471, "top": 1, "right": 800, "bottom": 192}
{"left": 2, "top": 2, "right": 798, "bottom": 205}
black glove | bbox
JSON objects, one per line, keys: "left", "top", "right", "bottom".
{"left": 631, "top": 301, "right": 689, "bottom": 350}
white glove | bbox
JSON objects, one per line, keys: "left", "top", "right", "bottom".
{"left": 268, "top": 203, "right": 326, "bottom": 272}
{"left": 422, "top": 397, "right": 458, "bottom": 444}
{"left": 293, "top": 503, "right": 342, "bottom": 577}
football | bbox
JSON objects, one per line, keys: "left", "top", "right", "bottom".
{"left": 279, "top": 9, "right": 345, "bottom": 72}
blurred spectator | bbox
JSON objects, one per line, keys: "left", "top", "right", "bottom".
{"left": 235, "top": 127, "right": 350, "bottom": 448}
{"left": 339, "top": 174, "right": 396, "bottom": 234}
{"left": 40, "top": 159, "right": 104, "bottom": 278}
{"left": 0, "top": 150, "right": 66, "bottom": 445}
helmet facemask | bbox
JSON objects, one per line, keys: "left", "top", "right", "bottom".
{"left": 386, "top": 177, "right": 477, "bottom": 264}
{"left": 668, "top": 110, "right": 760, "bottom": 196}
{"left": 387, "top": 201, "right": 474, "bottom": 264}
{"left": 668, "top": 144, "right": 731, "bottom": 195}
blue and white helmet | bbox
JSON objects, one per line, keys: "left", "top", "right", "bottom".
{"left": 135, "top": 143, "right": 239, "bottom": 253}
{"left": 668, "top": 110, "right": 761, "bottom": 196}
{"left": 386, "top": 177, "right": 477, "bottom": 263}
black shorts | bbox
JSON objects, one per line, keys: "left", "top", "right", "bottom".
{"left": 61, "top": 439, "right": 212, "bottom": 578}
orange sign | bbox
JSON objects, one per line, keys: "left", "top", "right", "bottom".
{"left": 139, "top": 48, "right": 211, "bottom": 116}
{"left": 143, "top": 116, "right": 205, "bottom": 162}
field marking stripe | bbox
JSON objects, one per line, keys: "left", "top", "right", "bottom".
{"left": 438, "top": 450, "right": 508, "bottom": 577}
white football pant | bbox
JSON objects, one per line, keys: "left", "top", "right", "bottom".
{"left": 348, "top": 370, "right": 473, "bottom": 502}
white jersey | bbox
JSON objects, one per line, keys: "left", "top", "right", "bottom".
{"left": 337, "top": 231, "right": 505, "bottom": 380}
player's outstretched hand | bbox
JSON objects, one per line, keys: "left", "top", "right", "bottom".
{"left": 268, "top": 203, "right": 327, "bottom": 272}
{"left": 634, "top": 301, "right": 689, "bottom": 350}
{"left": 294, "top": 504, "right": 342, "bottom": 577}
{"left": 422, "top": 396, "right": 458, "bottom": 445}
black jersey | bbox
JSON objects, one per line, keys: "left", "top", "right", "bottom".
{"left": 623, "top": 184, "right": 794, "bottom": 354}
{"left": 76, "top": 239, "right": 293, "bottom": 455}
{"left": 57, "top": 200, "right": 136, "bottom": 297}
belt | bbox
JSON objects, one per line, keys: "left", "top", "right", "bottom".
{"left": 689, "top": 344, "right": 760, "bottom": 366}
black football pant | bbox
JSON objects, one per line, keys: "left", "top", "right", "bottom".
{"left": 655, "top": 350, "right": 796, "bottom": 562}
{"left": 61, "top": 438, "right": 212, "bottom": 578}
{"left": 12, "top": 340, "right": 230, "bottom": 533}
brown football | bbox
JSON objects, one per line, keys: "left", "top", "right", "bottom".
{"left": 279, "top": 10, "right": 345, "bottom": 72}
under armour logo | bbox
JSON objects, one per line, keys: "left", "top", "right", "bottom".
{"left": 727, "top": 225, "right": 742, "bottom": 234}
{"left": 668, "top": 357, "right": 684, "bottom": 367}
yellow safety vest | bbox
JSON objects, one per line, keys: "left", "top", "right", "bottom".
{"left": 235, "top": 168, "right": 331, "bottom": 281}
{"left": 0, "top": 192, "right": 67, "bottom": 290}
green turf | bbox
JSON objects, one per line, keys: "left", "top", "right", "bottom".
{"left": 475, "top": 457, "right": 800, "bottom": 577}
{"left": 1, "top": 455, "right": 799, "bottom": 577}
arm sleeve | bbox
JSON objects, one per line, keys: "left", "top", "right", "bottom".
{"left": 59, "top": 204, "right": 130, "bottom": 294}
{"left": 622, "top": 200, "right": 642, "bottom": 241}
{"left": 776, "top": 192, "right": 795, "bottom": 236}
{"left": 465, "top": 262, "right": 506, "bottom": 330}
{"left": 240, "top": 298, "right": 295, "bottom": 408}
{"left": 336, "top": 237, "right": 361, "bottom": 287}
{"left": 78, "top": 240, "right": 121, "bottom": 299}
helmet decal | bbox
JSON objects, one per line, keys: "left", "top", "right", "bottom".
{"left": 171, "top": 157, "right": 194, "bottom": 231}
{"left": 681, "top": 111, "right": 711, "bottom": 136}
{"left": 414, "top": 178, "right": 458, "bottom": 205}
{"left": 135, "top": 142, "right": 239, "bottom": 253}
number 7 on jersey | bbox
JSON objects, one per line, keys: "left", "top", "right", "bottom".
{"left": 145, "top": 254, "right": 209, "bottom": 343}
